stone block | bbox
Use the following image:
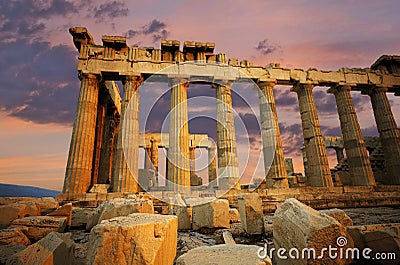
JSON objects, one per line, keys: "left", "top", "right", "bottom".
{"left": 229, "top": 208, "right": 239, "bottom": 223}
{"left": 87, "top": 213, "right": 178, "bottom": 265}
{"left": 192, "top": 199, "right": 230, "bottom": 230}
{"left": 0, "top": 245, "right": 26, "bottom": 265}
{"left": 0, "top": 227, "right": 30, "bottom": 246}
{"left": 176, "top": 244, "right": 272, "bottom": 265}
{"left": 11, "top": 216, "right": 67, "bottom": 242}
{"left": 346, "top": 224, "right": 399, "bottom": 265}
{"left": 273, "top": 198, "right": 354, "bottom": 265}
{"left": 0, "top": 203, "right": 34, "bottom": 228}
{"left": 320, "top": 208, "right": 353, "bottom": 226}
{"left": 47, "top": 203, "right": 72, "bottom": 226}
{"left": 86, "top": 198, "right": 154, "bottom": 230}
{"left": 71, "top": 208, "right": 95, "bottom": 228}
{"left": 238, "top": 193, "right": 264, "bottom": 235}
{"left": 7, "top": 232, "right": 74, "bottom": 265}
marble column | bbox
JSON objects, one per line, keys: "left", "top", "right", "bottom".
{"left": 98, "top": 108, "right": 119, "bottom": 184}
{"left": 144, "top": 147, "right": 152, "bottom": 169}
{"left": 150, "top": 140, "right": 159, "bottom": 172}
{"left": 63, "top": 73, "right": 100, "bottom": 194}
{"left": 91, "top": 96, "right": 106, "bottom": 186}
{"left": 258, "top": 81, "right": 289, "bottom": 188}
{"left": 328, "top": 85, "right": 375, "bottom": 186}
{"left": 167, "top": 78, "right": 190, "bottom": 191}
{"left": 189, "top": 147, "right": 196, "bottom": 183}
{"left": 216, "top": 83, "right": 241, "bottom": 190}
{"left": 208, "top": 146, "right": 217, "bottom": 186}
{"left": 366, "top": 86, "right": 400, "bottom": 184}
{"left": 112, "top": 75, "right": 142, "bottom": 193}
{"left": 291, "top": 83, "right": 333, "bottom": 187}
{"left": 334, "top": 147, "right": 345, "bottom": 163}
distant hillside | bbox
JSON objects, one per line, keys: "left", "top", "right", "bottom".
{"left": 0, "top": 183, "right": 61, "bottom": 198}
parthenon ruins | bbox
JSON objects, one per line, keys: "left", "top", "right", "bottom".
{"left": 61, "top": 27, "right": 400, "bottom": 201}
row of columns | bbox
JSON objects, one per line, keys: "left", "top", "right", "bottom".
{"left": 63, "top": 74, "right": 241, "bottom": 194}
{"left": 63, "top": 71, "right": 400, "bottom": 195}
{"left": 260, "top": 81, "right": 399, "bottom": 188}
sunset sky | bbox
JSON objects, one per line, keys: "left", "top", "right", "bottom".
{"left": 0, "top": 0, "right": 399, "bottom": 191}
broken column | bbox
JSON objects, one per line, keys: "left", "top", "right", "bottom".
{"left": 258, "top": 81, "right": 289, "bottom": 188}
{"left": 112, "top": 75, "right": 142, "bottom": 193}
{"left": 365, "top": 86, "right": 400, "bottom": 184}
{"left": 88, "top": 214, "right": 178, "bottom": 265}
{"left": 238, "top": 193, "right": 264, "bottom": 235}
{"left": 328, "top": 85, "right": 375, "bottom": 186}
{"left": 273, "top": 198, "right": 354, "bottom": 265}
{"left": 291, "top": 83, "right": 333, "bottom": 188}
{"left": 63, "top": 73, "right": 100, "bottom": 195}
{"left": 215, "top": 83, "right": 240, "bottom": 190}
{"left": 167, "top": 78, "right": 191, "bottom": 191}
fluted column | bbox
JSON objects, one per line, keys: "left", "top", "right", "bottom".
{"left": 98, "top": 108, "right": 119, "bottom": 184}
{"left": 167, "top": 78, "right": 190, "bottom": 191}
{"left": 189, "top": 147, "right": 196, "bottom": 186}
{"left": 208, "top": 146, "right": 217, "bottom": 187}
{"left": 112, "top": 75, "right": 142, "bottom": 193}
{"left": 150, "top": 140, "right": 159, "bottom": 172}
{"left": 366, "top": 86, "right": 400, "bottom": 184}
{"left": 216, "top": 83, "right": 241, "bottom": 190}
{"left": 291, "top": 83, "right": 333, "bottom": 187}
{"left": 328, "top": 85, "right": 375, "bottom": 186}
{"left": 144, "top": 147, "right": 152, "bottom": 169}
{"left": 258, "top": 81, "right": 289, "bottom": 188}
{"left": 63, "top": 73, "right": 100, "bottom": 194}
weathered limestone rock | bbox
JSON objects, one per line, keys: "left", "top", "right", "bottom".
{"left": 88, "top": 213, "right": 178, "bottom": 265}
{"left": 0, "top": 245, "right": 26, "bottom": 264}
{"left": 0, "top": 197, "right": 58, "bottom": 215}
{"left": 47, "top": 203, "right": 73, "bottom": 227}
{"left": 320, "top": 208, "right": 353, "bottom": 226}
{"left": 7, "top": 232, "right": 74, "bottom": 265}
{"left": 229, "top": 208, "right": 239, "bottom": 223}
{"left": 71, "top": 208, "right": 95, "bottom": 228}
{"left": 273, "top": 198, "right": 354, "bottom": 265}
{"left": 346, "top": 224, "right": 399, "bottom": 265}
{"left": 238, "top": 193, "right": 264, "bottom": 235}
{"left": 0, "top": 227, "right": 30, "bottom": 246}
{"left": 222, "top": 231, "right": 236, "bottom": 244}
{"left": 11, "top": 216, "right": 67, "bottom": 242}
{"left": 176, "top": 244, "right": 272, "bottom": 265}
{"left": 86, "top": 198, "right": 154, "bottom": 230}
{"left": 192, "top": 199, "right": 230, "bottom": 230}
{"left": 0, "top": 203, "right": 34, "bottom": 228}
{"left": 169, "top": 194, "right": 191, "bottom": 230}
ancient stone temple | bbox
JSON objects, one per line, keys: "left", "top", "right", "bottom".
{"left": 62, "top": 27, "right": 400, "bottom": 199}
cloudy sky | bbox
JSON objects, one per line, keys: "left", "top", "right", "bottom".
{"left": 0, "top": 0, "right": 399, "bottom": 190}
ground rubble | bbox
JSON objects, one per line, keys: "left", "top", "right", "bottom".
{"left": 0, "top": 195, "right": 398, "bottom": 265}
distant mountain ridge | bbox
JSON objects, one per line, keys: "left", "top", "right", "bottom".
{"left": 0, "top": 183, "right": 61, "bottom": 198}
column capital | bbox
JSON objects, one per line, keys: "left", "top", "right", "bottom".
{"left": 123, "top": 75, "right": 143, "bottom": 84}
{"left": 327, "top": 84, "right": 352, "bottom": 95}
{"left": 168, "top": 76, "right": 190, "bottom": 87}
{"left": 290, "top": 82, "right": 314, "bottom": 93}
{"left": 257, "top": 80, "right": 277, "bottom": 90}
{"left": 362, "top": 86, "right": 388, "bottom": 96}
{"left": 78, "top": 72, "right": 101, "bottom": 81}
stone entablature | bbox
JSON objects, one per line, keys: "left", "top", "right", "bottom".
{"left": 70, "top": 28, "right": 400, "bottom": 93}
